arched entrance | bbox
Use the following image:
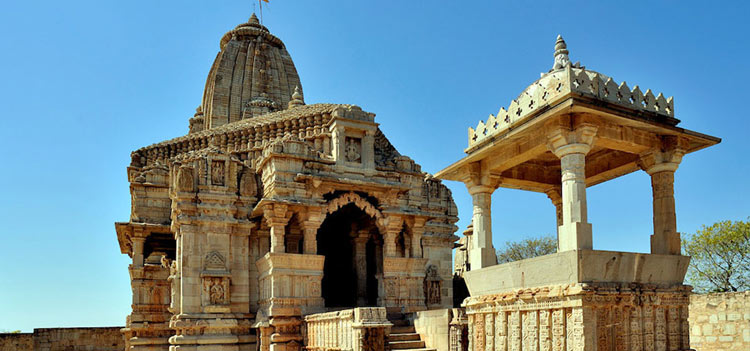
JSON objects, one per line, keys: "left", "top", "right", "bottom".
{"left": 317, "top": 203, "right": 383, "bottom": 308}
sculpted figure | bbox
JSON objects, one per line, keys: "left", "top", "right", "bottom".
{"left": 239, "top": 169, "right": 258, "bottom": 197}
{"left": 176, "top": 165, "right": 194, "bottom": 192}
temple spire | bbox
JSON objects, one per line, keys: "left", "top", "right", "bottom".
{"left": 553, "top": 34, "right": 570, "bottom": 70}
{"left": 249, "top": 13, "right": 260, "bottom": 25}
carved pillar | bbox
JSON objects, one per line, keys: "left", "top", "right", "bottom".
{"left": 545, "top": 187, "right": 563, "bottom": 251}
{"left": 132, "top": 236, "right": 146, "bottom": 267}
{"left": 331, "top": 124, "right": 346, "bottom": 162}
{"left": 639, "top": 140, "right": 685, "bottom": 255}
{"left": 467, "top": 185, "right": 497, "bottom": 269}
{"left": 383, "top": 216, "right": 402, "bottom": 258}
{"left": 547, "top": 123, "right": 597, "bottom": 251}
{"left": 301, "top": 207, "right": 322, "bottom": 254}
{"left": 411, "top": 218, "right": 425, "bottom": 258}
{"left": 353, "top": 234, "right": 368, "bottom": 306}
{"left": 363, "top": 129, "right": 376, "bottom": 171}
{"left": 264, "top": 204, "right": 291, "bottom": 253}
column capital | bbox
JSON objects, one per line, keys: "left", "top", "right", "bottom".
{"left": 546, "top": 123, "right": 598, "bottom": 157}
{"left": 467, "top": 185, "right": 495, "bottom": 195}
{"left": 262, "top": 203, "right": 292, "bottom": 227}
{"left": 638, "top": 149, "right": 684, "bottom": 175}
{"left": 544, "top": 187, "right": 562, "bottom": 205}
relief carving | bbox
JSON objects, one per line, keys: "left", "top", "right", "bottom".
{"left": 345, "top": 137, "right": 362, "bottom": 163}
{"left": 211, "top": 160, "right": 225, "bottom": 186}
{"left": 176, "top": 165, "right": 194, "bottom": 192}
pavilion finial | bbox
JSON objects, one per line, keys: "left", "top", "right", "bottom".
{"left": 249, "top": 13, "right": 260, "bottom": 25}
{"left": 288, "top": 85, "right": 305, "bottom": 108}
{"left": 553, "top": 34, "right": 570, "bottom": 70}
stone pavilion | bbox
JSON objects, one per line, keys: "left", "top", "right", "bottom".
{"left": 115, "top": 15, "right": 459, "bottom": 351}
{"left": 438, "top": 36, "right": 720, "bottom": 350}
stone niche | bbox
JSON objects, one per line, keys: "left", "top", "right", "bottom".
{"left": 200, "top": 251, "right": 231, "bottom": 313}
{"left": 329, "top": 106, "right": 377, "bottom": 172}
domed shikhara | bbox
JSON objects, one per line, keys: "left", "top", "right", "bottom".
{"left": 190, "top": 14, "right": 303, "bottom": 133}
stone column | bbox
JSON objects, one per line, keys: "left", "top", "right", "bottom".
{"left": 411, "top": 218, "right": 425, "bottom": 258}
{"left": 131, "top": 236, "right": 146, "bottom": 267}
{"left": 331, "top": 124, "right": 346, "bottom": 162}
{"left": 639, "top": 145, "right": 684, "bottom": 255}
{"left": 263, "top": 204, "right": 290, "bottom": 253}
{"left": 545, "top": 187, "right": 563, "bottom": 252}
{"left": 363, "top": 129, "right": 376, "bottom": 171}
{"left": 353, "top": 234, "right": 368, "bottom": 306}
{"left": 383, "top": 216, "right": 402, "bottom": 258}
{"left": 467, "top": 185, "right": 497, "bottom": 269}
{"left": 302, "top": 208, "right": 323, "bottom": 254}
{"left": 547, "top": 124, "right": 597, "bottom": 251}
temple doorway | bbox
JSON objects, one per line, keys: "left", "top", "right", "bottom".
{"left": 317, "top": 203, "right": 383, "bottom": 308}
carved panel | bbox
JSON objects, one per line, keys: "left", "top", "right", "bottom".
{"left": 345, "top": 137, "right": 362, "bottom": 163}
{"left": 211, "top": 160, "right": 225, "bottom": 186}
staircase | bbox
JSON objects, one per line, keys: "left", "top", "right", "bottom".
{"left": 387, "top": 312, "right": 435, "bottom": 351}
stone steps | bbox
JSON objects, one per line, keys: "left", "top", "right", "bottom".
{"left": 390, "top": 340, "right": 426, "bottom": 349}
{"left": 387, "top": 313, "right": 433, "bottom": 351}
{"left": 390, "top": 333, "right": 420, "bottom": 341}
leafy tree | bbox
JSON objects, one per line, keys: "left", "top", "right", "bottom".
{"left": 682, "top": 218, "right": 750, "bottom": 292}
{"left": 496, "top": 235, "right": 557, "bottom": 263}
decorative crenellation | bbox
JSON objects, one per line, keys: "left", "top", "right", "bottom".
{"left": 464, "top": 283, "right": 692, "bottom": 351}
{"left": 468, "top": 63, "right": 676, "bottom": 149}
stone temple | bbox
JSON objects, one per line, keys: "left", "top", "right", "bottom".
{"left": 108, "top": 15, "right": 722, "bottom": 351}
{"left": 115, "top": 14, "right": 458, "bottom": 351}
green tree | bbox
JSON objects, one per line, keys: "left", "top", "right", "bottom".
{"left": 496, "top": 235, "right": 557, "bottom": 263}
{"left": 682, "top": 218, "right": 750, "bottom": 292}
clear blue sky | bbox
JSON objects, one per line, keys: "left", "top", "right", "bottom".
{"left": 1, "top": 1, "right": 748, "bottom": 332}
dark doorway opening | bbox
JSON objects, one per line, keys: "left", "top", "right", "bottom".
{"left": 317, "top": 203, "right": 382, "bottom": 308}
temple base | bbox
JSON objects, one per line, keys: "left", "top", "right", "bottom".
{"left": 464, "top": 282, "right": 692, "bottom": 351}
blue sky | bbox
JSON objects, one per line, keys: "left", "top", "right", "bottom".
{"left": 0, "top": 1, "right": 748, "bottom": 332}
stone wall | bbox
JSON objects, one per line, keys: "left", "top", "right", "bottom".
{"left": 0, "top": 333, "right": 33, "bottom": 351}
{"left": 0, "top": 327, "right": 124, "bottom": 351}
{"left": 689, "top": 292, "right": 750, "bottom": 351}
{"left": 413, "top": 309, "right": 451, "bottom": 351}
{"left": 33, "top": 327, "right": 124, "bottom": 351}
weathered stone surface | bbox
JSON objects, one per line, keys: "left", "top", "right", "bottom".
{"left": 689, "top": 292, "right": 750, "bottom": 351}
{"left": 0, "top": 328, "right": 124, "bottom": 351}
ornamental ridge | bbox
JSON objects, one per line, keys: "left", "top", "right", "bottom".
{"left": 467, "top": 37, "right": 675, "bottom": 150}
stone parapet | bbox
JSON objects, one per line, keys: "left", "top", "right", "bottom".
{"left": 688, "top": 291, "right": 750, "bottom": 351}
{"left": 303, "top": 307, "right": 391, "bottom": 351}
{"left": 463, "top": 250, "right": 690, "bottom": 297}
{"left": 464, "top": 283, "right": 691, "bottom": 351}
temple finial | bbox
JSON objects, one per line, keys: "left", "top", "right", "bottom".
{"left": 288, "top": 85, "right": 305, "bottom": 108}
{"left": 553, "top": 34, "right": 570, "bottom": 70}
{"left": 249, "top": 13, "right": 260, "bottom": 25}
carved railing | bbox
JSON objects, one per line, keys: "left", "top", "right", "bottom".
{"left": 303, "top": 307, "right": 391, "bottom": 351}
{"left": 449, "top": 308, "right": 468, "bottom": 351}
{"left": 468, "top": 64, "right": 675, "bottom": 149}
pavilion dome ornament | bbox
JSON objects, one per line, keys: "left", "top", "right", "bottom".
{"left": 194, "top": 13, "right": 303, "bottom": 132}
{"left": 467, "top": 35, "right": 678, "bottom": 150}
{"left": 552, "top": 35, "right": 570, "bottom": 70}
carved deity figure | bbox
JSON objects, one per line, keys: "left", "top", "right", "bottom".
{"left": 209, "top": 279, "right": 225, "bottom": 305}
{"left": 345, "top": 138, "right": 361, "bottom": 162}
{"left": 211, "top": 161, "right": 225, "bottom": 185}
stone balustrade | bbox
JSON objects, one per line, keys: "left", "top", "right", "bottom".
{"left": 303, "top": 307, "right": 392, "bottom": 351}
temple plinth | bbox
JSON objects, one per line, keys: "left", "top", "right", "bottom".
{"left": 437, "top": 35, "right": 720, "bottom": 351}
